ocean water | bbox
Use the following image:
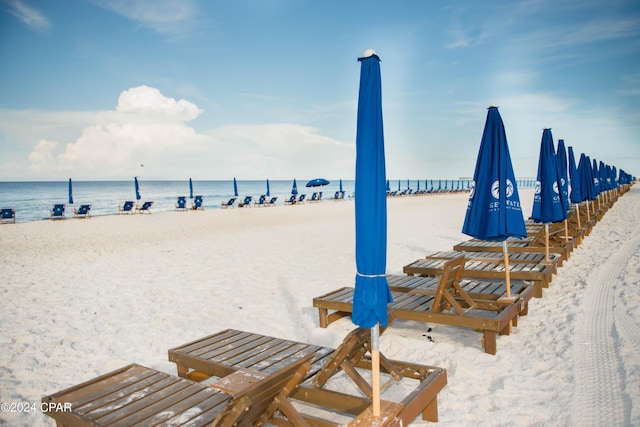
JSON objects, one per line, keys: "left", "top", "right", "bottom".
{"left": 0, "top": 180, "right": 356, "bottom": 223}
{"left": 0, "top": 179, "right": 534, "bottom": 223}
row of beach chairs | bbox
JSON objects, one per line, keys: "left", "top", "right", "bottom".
{"left": 312, "top": 183, "right": 629, "bottom": 355}
{"left": 40, "top": 183, "right": 629, "bottom": 425}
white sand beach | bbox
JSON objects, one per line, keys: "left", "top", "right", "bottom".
{"left": 1, "top": 186, "right": 638, "bottom": 426}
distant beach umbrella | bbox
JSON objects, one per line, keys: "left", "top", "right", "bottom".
{"left": 592, "top": 159, "right": 601, "bottom": 196}
{"left": 266, "top": 179, "right": 270, "bottom": 197}
{"left": 305, "top": 178, "right": 330, "bottom": 187}
{"left": 233, "top": 177, "right": 238, "bottom": 197}
{"left": 134, "top": 177, "right": 141, "bottom": 201}
{"left": 291, "top": 179, "right": 298, "bottom": 195}
{"left": 353, "top": 50, "right": 392, "bottom": 416}
{"left": 68, "top": 178, "right": 73, "bottom": 205}
{"left": 462, "top": 106, "right": 526, "bottom": 299}
{"left": 189, "top": 178, "right": 194, "bottom": 199}
{"left": 340, "top": 179, "right": 343, "bottom": 193}
{"left": 567, "top": 146, "right": 583, "bottom": 230}
{"left": 397, "top": 180, "right": 401, "bottom": 192}
{"left": 567, "top": 147, "right": 582, "bottom": 203}
{"left": 556, "top": 139, "right": 571, "bottom": 211}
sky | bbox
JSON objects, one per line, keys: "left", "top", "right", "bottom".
{"left": 0, "top": 0, "right": 639, "bottom": 182}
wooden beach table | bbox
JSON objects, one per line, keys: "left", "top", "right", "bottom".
{"left": 403, "top": 257, "right": 555, "bottom": 298}
{"left": 168, "top": 328, "right": 448, "bottom": 425}
{"left": 422, "top": 249, "right": 564, "bottom": 269}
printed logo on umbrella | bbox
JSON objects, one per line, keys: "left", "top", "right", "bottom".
{"left": 490, "top": 179, "right": 514, "bottom": 199}
{"left": 468, "top": 181, "right": 476, "bottom": 198}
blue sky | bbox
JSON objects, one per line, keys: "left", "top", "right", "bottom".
{"left": 1, "top": 0, "right": 638, "bottom": 181}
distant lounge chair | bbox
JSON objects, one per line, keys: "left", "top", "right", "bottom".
{"left": 168, "top": 327, "right": 447, "bottom": 425}
{"left": 137, "top": 201, "right": 153, "bottom": 214}
{"left": 254, "top": 194, "right": 267, "bottom": 207}
{"left": 309, "top": 192, "right": 319, "bottom": 202}
{"left": 297, "top": 194, "right": 306, "bottom": 204}
{"left": 1, "top": 208, "right": 16, "bottom": 224}
{"left": 175, "top": 196, "right": 187, "bottom": 211}
{"left": 221, "top": 197, "right": 236, "bottom": 208}
{"left": 238, "top": 196, "right": 253, "bottom": 207}
{"left": 332, "top": 191, "right": 344, "bottom": 201}
{"left": 118, "top": 201, "right": 135, "bottom": 214}
{"left": 42, "top": 356, "right": 313, "bottom": 427}
{"left": 73, "top": 204, "right": 91, "bottom": 218}
{"left": 192, "top": 195, "right": 204, "bottom": 210}
{"left": 284, "top": 195, "right": 296, "bottom": 205}
{"left": 265, "top": 196, "right": 278, "bottom": 207}
{"left": 50, "top": 204, "right": 65, "bottom": 220}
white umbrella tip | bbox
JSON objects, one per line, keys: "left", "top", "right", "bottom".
{"left": 362, "top": 49, "right": 377, "bottom": 58}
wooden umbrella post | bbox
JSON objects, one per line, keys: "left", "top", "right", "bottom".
{"left": 545, "top": 223, "right": 550, "bottom": 264}
{"left": 575, "top": 204, "right": 581, "bottom": 229}
{"left": 371, "top": 324, "right": 381, "bottom": 417}
{"left": 564, "top": 219, "right": 569, "bottom": 244}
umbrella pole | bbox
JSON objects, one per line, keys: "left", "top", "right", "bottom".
{"left": 575, "top": 204, "right": 581, "bottom": 229}
{"left": 545, "top": 223, "right": 550, "bottom": 264}
{"left": 564, "top": 219, "right": 569, "bottom": 244}
{"left": 502, "top": 241, "right": 514, "bottom": 333}
{"left": 586, "top": 201, "right": 591, "bottom": 223}
{"left": 371, "top": 324, "right": 381, "bottom": 417}
{"left": 502, "top": 241, "right": 512, "bottom": 298}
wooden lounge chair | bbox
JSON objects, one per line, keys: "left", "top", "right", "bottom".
{"left": 1, "top": 208, "right": 16, "bottom": 224}
{"left": 41, "top": 356, "right": 312, "bottom": 427}
{"left": 415, "top": 250, "right": 561, "bottom": 298}
{"left": 284, "top": 195, "right": 297, "bottom": 205}
{"left": 168, "top": 328, "right": 447, "bottom": 425}
{"left": 314, "top": 258, "right": 527, "bottom": 354}
{"left": 73, "top": 204, "right": 91, "bottom": 218}
{"left": 50, "top": 204, "right": 65, "bottom": 220}
{"left": 254, "top": 195, "right": 267, "bottom": 207}
{"left": 405, "top": 253, "right": 555, "bottom": 298}
{"left": 385, "top": 274, "right": 534, "bottom": 317}
{"left": 118, "top": 201, "right": 135, "bottom": 214}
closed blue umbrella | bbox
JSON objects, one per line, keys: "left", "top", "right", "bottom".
{"left": 339, "top": 179, "right": 343, "bottom": 193}
{"left": 531, "top": 129, "right": 566, "bottom": 262}
{"left": 291, "top": 179, "right": 298, "bottom": 195}
{"left": 462, "top": 107, "right": 526, "bottom": 241}
{"left": 233, "top": 177, "right": 238, "bottom": 197}
{"left": 462, "top": 106, "right": 526, "bottom": 299}
{"left": 353, "top": 50, "right": 392, "bottom": 416}
{"left": 68, "top": 178, "right": 73, "bottom": 205}
{"left": 567, "top": 147, "right": 582, "bottom": 203}
{"left": 531, "top": 129, "right": 566, "bottom": 224}
{"left": 555, "top": 140, "right": 570, "bottom": 213}
{"left": 134, "top": 177, "right": 141, "bottom": 201}
{"left": 266, "top": 179, "right": 270, "bottom": 197}
{"left": 189, "top": 178, "right": 194, "bottom": 199}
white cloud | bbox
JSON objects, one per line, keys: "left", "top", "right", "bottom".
{"left": 0, "top": 86, "right": 353, "bottom": 180}
{"left": 92, "top": 0, "right": 198, "bottom": 38}
{"left": 4, "top": 0, "right": 50, "bottom": 32}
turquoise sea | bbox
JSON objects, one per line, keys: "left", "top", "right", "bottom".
{"left": 0, "top": 179, "right": 535, "bottom": 223}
